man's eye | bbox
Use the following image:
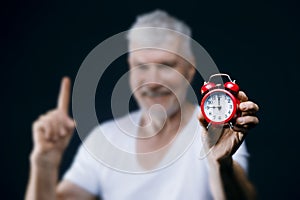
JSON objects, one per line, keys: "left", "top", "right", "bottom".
{"left": 158, "top": 63, "right": 177, "bottom": 70}
{"left": 159, "top": 62, "right": 176, "bottom": 68}
{"left": 137, "top": 64, "right": 149, "bottom": 70}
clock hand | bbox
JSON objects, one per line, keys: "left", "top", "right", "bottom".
{"left": 207, "top": 105, "right": 222, "bottom": 109}
{"left": 207, "top": 106, "right": 215, "bottom": 109}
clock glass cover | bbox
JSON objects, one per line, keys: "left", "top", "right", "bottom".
{"left": 203, "top": 91, "right": 235, "bottom": 123}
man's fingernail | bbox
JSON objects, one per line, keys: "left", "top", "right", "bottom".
{"left": 237, "top": 118, "right": 244, "bottom": 124}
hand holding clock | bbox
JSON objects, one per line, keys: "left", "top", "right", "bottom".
{"left": 198, "top": 90, "right": 259, "bottom": 162}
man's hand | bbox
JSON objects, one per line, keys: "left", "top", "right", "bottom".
{"left": 198, "top": 90, "right": 259, "bottom": 162}
{"left": 198, "top": 91, "right": 259, "bottom": 200}
{"left": 31, "top": 77, "right": 75, "bottom": 168}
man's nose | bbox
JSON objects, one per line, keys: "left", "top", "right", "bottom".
{"left": 145, "top": 66, "right": 163, "bottom": 88}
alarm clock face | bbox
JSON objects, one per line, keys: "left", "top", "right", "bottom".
{"left": 201, "top": 90, "right": 237, "bottom": 124}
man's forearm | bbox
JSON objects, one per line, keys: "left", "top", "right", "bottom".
{"left": 25, "top": 156, "right": 59, "bottom": 200}
{"left": 207, "top": 158, "right": 256, "bottom": 200}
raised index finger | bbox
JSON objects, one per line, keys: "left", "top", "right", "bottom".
{"left": 57, "top": 77, "right": 71, "bottom": 113}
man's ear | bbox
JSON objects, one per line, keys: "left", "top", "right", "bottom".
{"left": 187, "top": 57, "right": 196, "bottom": 83}
{"left": 127, "top": 54, "right": 131, "bottom": 66}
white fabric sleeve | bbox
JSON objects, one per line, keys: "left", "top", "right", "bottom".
{"left": 232, "top": 141, "right": 250, "bottom": 173}
{"left": 63, "top": 144, "right": 102, "bottom": 196}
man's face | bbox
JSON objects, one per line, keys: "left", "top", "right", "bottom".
{"left": 128, "top": 47, "right": 195, "bottom": 117}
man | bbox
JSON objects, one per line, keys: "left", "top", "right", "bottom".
{"left": 25, "top": 10, "right": 259, "bottom": 200}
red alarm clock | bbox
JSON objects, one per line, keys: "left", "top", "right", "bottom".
{"left": 200, "top": 73, "right": 240, "bottom": 126}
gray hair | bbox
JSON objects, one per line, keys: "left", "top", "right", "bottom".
{"left": 127, "top": 10, "right": 194, "bottom": 59}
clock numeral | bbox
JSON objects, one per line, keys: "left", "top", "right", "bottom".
{"left": 229, "top": 105, "right": 233, "bottom": 109}
{"left": 218, "top": 116, "right": 221, "bottom": 120}
{"left": 225, "top": 114, "right": 228, "bottom": 118}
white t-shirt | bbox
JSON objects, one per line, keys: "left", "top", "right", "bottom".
{"left": 63, "top": 107, "right": 249, "bottom": 200}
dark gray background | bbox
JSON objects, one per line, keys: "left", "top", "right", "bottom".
{"left": 2, "top": 0, "right": 299, "bottom": 199}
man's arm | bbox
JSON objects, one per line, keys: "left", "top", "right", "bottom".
{"left": 199, "top": 91, "right": 259, "bottom": 200}
{"left": 26, "top": 156, "right": 58, "bottom": 200}
{"left": 25, "top": 77, "right": 97, "bottom": 200}
{"left": 26, "top": 153, "right": 98, "bottom": 200}
{"left": 57, "top": 180, "right": 98, "bottom": 200}
{"left": 207, "top": 156, "right": 256, "bottom": 200}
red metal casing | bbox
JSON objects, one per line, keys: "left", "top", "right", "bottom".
{"left": 200, "top": 82, "right": 216, "bottom": 95}
{"left": 224, "top": 82, "right": 239, "bottom": 94}
{"left": 200, "top": 89, "right": 239, "bottom": 125}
